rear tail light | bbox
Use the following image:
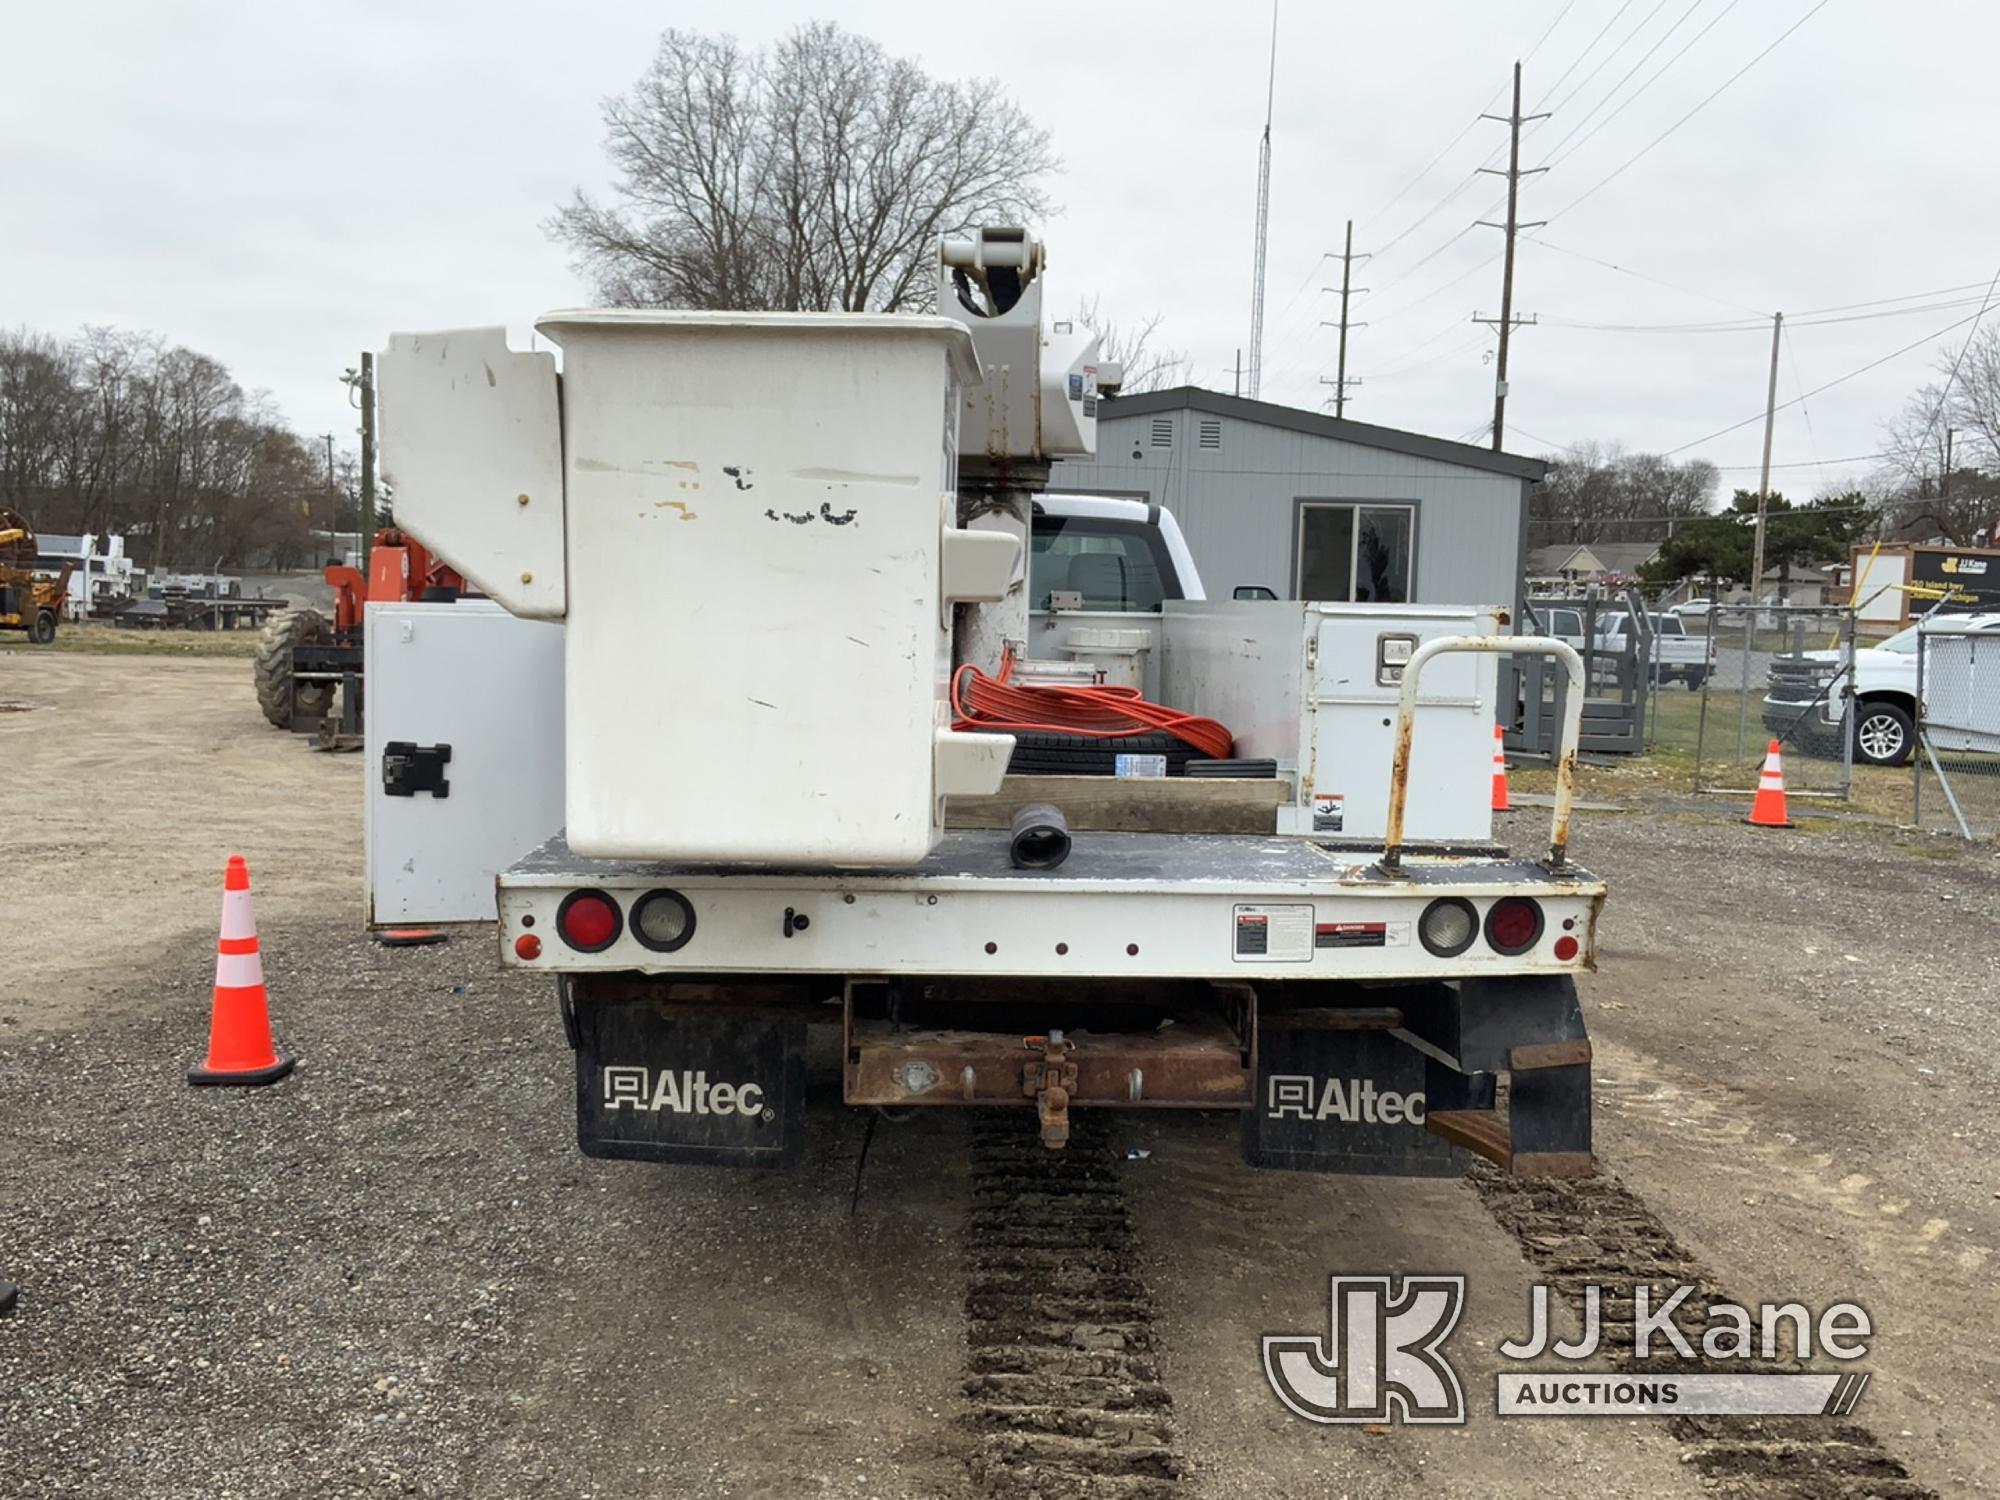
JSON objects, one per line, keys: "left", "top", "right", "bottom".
{"left": 1483, "top": 897, "right": 1544, "bottom": 956}
{"left": 1418, "top": 898, "right": 1479, "bottom": 957}
{"left": 556, "top": 889, "right": 623, "bottom": 952}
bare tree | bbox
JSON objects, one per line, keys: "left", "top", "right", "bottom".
{"left": 0, "top": 325, "right": 323, "bottom": 568}
{"left": 1876, "top": 327, "right": 2000, "bottom": 542}
{"left": 1071, "top": 297, "right": 1189, "bottom": 394}
{"left": 1528, "top": 440, "right": 1719, "bottom": 547}
{"left": 551, "top": 23, "right": 1059, "bottom": 312}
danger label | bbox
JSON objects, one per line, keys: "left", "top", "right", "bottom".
{"left": 1314, "top": 921, "right": 1412, "bottom": 950}
{"left": 1234, "top": 904, "right": 1314, "bottom": 962}
{"left": 1312, "top": 793, "right": 1345, "bottom": 833}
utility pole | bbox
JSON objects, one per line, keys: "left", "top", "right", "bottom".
{"left": 1474, "top": 61, "right": 1546, "bottom": 452}
{"left": 1229, "top": 349, "right": 1246, "bottom": 398}
{"left": 1942, "top": 426, "right": 1955, "bottom": 502}
{"left": 358, "top": 351, "right": 377, "bottom": 578}
{"left": 1749, "top": 311, "right": 1783, "bottom": 605}
{"left": 1318, "top": 219, "right": 1369, "bottom": 418}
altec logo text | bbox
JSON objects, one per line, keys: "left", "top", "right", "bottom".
{"left": 1267, "top": 1074, "right": 1426, "bottom": 1126}
{"left": 602, "top": 1066, "right": 767, "bottom": 1118}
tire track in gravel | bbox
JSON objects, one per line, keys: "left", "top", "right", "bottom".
{"left": 1472, "top": 1165, "right": 1936, "bottom": 1500}
{"left": 961, "top": 1115, "right": 1182, "bottom": 1499}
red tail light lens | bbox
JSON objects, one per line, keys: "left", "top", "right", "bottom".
{"left": 556, "top": 890, "right": 623, "bottom": 952}
{"left": 1483, "top": 897, "right": 1544, "bottom": 956}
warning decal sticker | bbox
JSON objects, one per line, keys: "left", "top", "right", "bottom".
{"left": 1234, "top": 904, "right": 1314, "bottom": 962}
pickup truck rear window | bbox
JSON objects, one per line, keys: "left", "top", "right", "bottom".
{"left": 1030, "top": 518, "right": 1183, "bottom": 611}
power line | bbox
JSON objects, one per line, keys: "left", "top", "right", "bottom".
{"left": 1539, "top": 0, "right": 1728, "bottom": 167}
{"left": 1662, "top": 301, "right": 1995, "bottom": 458}
{"left": 1542, "top": 0, "right": 1749, "bottom": 172}
{"left": 1530, "top": 0, "right": 1642, "bottom": 111}
{"left": 1539, "top": 0, "right": 1675, "bottom": 125}
{"left": 1375, "top": 330, "right": 1493, "bottom": 381}
{"left": 1542, "top": 294, "right": 1996, "bottom": 334}
{"left": 1531, "top": 237, "right": 1763, "bottom": 315}
{"left": 1369, "top": 250, "right": 1504, "bottom": 326}
{"left": 1544, "top": 0, "right": 1833, "bottom": 222}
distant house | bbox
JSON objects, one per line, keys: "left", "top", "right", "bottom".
{"left": 1526, "top": 541, "right": 1662, "bottom": 592}
{"left": 1760, "top": 563, "right": 1834, "bottom": 606}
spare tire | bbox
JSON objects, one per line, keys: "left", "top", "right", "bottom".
{"left": 254, "top": 608, "right": 334, "bottom": 728}
{"left": 976, "top": 729, "right": 1205, "bottom": 777}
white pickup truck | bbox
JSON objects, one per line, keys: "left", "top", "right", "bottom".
{"left": 1535, "top": 603, "right": 1714, "bottom": 688}
{"left": 1764, "top": 612, "right": 2000, "bottom": 766}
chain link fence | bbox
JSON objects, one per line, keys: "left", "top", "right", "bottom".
{"left": 1915, "top": 629, "right": 2000, "bottom": 838}
{"left": 1688, "top": 602, "right": 1857, "bottom": 802}
{"left": 1522, "top": 590, "right": 1998, "bottom": 840}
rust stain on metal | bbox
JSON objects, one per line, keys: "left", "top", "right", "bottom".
{"left": 653, "top": 501, "right": 697, "bottom": 520}
{"left": 1380, "top": 707, "right": 1416, "bottom": 873}
{"left": 1548, "top": 747, "right": 1578, "bottom": 866}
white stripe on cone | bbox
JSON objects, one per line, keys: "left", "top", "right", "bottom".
{"left": 219, "top": 887, "right": 257, "bottom": 941}
{"left": 215, "top": 949, "right": 265, "bottom": 990}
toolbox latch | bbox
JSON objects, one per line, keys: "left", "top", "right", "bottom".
{"left": 383, "top": 741, "right": 452, "bottom": 798}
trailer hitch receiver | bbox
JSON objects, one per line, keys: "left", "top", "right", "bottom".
{"left": 1022, "top": 1031, "right": 1079, "bottom": 1148}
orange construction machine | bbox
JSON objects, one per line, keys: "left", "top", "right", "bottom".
{"left": 254, "top": 527, "right": 464, "bottom": 732}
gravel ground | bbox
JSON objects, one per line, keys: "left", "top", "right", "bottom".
{"left": 6, "top": 650, "right": 1999, "bottom": 1497}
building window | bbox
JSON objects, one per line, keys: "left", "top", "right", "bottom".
{"left": 1295, "top": 503, "right": 1415, "bottom": 603}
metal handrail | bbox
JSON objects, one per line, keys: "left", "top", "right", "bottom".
{"left": 1380, "top": 635, "right": 1586, "bottom": 874}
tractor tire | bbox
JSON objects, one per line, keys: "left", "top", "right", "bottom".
{"left": 28, "top": 610, "right": 56, "bottom": 645}
{"left": 254, "top": 608, "right": 335, "bottom": 729}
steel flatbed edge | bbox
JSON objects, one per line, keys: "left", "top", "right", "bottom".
{"left": 498, "top": 830, "right": 1605, "bottom": 982}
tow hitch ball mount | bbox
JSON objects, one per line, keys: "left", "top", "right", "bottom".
{"left": 1022, "top": 1030, "right": 1079, "bottom": 1149}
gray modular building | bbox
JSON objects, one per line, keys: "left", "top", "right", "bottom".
{"left": 1054, "top": 387, "right": 1547, "bottom": 616}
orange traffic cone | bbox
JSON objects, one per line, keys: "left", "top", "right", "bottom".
{"left": 1491, "top": 724, "right": 1511, "bottom": 812}
{"left": 188, "top": 855, "right": 296, "bottom": 1086}
{"left": 1744, "top": 740, "right": 1794, "bottom": 829}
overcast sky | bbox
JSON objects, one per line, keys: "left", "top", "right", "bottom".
{"left": 6, "top": 0, "right": 1996, "bottom": 499}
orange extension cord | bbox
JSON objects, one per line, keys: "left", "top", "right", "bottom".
{"left": 950, "top": 653, "right": 1235, "bottom": 760}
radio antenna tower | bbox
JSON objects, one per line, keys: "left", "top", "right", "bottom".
{"left": 1246, "top": 1, "right": 1278, "bottom": 401}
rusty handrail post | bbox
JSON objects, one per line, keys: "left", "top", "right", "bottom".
{"left": 1379, "top": 635, "right": 1586, "bottom": 875}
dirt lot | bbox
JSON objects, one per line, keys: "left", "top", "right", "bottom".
{"left": 3, "top": 649, "right": 1996, "bottom": 1497}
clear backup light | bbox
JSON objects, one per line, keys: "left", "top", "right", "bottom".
{"left": 631, "top": 889, "right": 696, "bottom": 952}
{"left": 1418, "top": 897, "right": 1479, "bottom": 957}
